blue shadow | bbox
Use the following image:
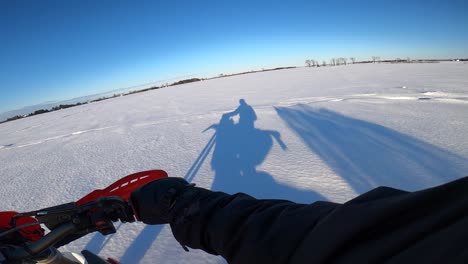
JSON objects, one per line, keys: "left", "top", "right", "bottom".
{"left": 84, "top": 223, "right": 121, "bottom": 256}
{"left": 120, "top": 225, "right": 164, "bottom": 263}
{"left": 119, "top": 102, "right": 333, "bottom": 263}
{"left": 207, "top": 100, "right": 325, "bottom": 203}
{"left": 119, "top": 135, "right": 217, "bottom": 264}
{"left": 275, "top": 105, "right": 468, "bottom": 194}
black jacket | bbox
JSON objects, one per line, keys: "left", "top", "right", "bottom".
{"left": 169, "top": 177, "right": 468, "bottom": 264}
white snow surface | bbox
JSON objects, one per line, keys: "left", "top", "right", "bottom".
{"left": 1, "top": 62, "right": 468, "bottom": 263}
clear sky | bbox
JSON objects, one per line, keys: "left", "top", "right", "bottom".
{"left": 1, "top": 0, "right": 467, "bottom": 113}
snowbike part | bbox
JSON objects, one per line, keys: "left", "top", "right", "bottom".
{"left": 0, "top": 222, "right": 78, "bottom": 261}
{"left": 0, "top": 211, "right": 44, "bottom": 242}
{"left": 76, "top": 170, "right": 168, "bottom": 205}
{"left": 0, "top": 170, "right": 168, "bottom": 263}
{"left": 11, "top": 197, "right": 133, "bottom": 235}
{"left": 11, "top": 169, "right": 168, "bottom": 232}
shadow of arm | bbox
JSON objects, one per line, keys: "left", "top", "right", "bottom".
{"left": 203, "top": 124, "right": 218, "bottom": 133}
{"left": 267, "top": 130, "right": 288, "bottom": 150}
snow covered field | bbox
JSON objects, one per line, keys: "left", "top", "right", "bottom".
{"left": 1, "top": 62, "right": 468, "bottom": 263}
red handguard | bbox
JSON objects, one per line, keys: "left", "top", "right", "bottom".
{"left": 76, "top": 170, "right": 168, "bottom": 205}
{"left": 0, "top": 211, "right": 44, "bottom": 242}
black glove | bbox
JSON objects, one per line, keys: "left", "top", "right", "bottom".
{"left": 130, "top": 177, "right": 191, "bottom": 225}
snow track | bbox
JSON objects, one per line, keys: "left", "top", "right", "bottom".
{"left": 278, "top": 90, "right": 468, "bottom": 107}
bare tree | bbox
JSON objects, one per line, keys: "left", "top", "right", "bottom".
{"left": 336, "top": 57, "right": 346, "bottom": 65}
{"left": 336, "top": 58, "right": 345, "bottom": 66}
{"left": 306, "top": 59, "right": 323, "bottom": 67}
{"left": 372, "top": 56, "right": 377, "bottom": 63}
{"left": 350, "top": 57, "right": 356, "bottom": 64}
{"left": 343, "top": 58, "right": 348, "bottom": 65}
{"left": 331, "top": 58, "right": 336, "bottom": 66}
{"left": 322, "top": 61, "right": 326, "bottom": 66}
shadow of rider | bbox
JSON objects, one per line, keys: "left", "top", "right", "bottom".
{"left": 204, "top": 100, "right": 321, "bottom": 204}
{"left": 224, "top": 99, "right": 257, "bottom": 130}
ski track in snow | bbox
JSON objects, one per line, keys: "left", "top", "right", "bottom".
{"left": 0, "top": 126, "right": 118, "bottom": 150}
{"left": 278, "top": 90, "right": 468, "bottom": 107}
{"left": 2, "top": 90, "right": 467, "bottom": 151}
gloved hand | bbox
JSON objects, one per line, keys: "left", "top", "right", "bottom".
{"left": 130, "top": 177, "right": 191, "bottom": 225}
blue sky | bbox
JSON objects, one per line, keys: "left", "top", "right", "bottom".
{"left": 1, "top": 0, "right": 467, "bottom": 113}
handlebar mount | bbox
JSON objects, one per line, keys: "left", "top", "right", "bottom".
{"left": 1, "top": 197, "right": 133, "bottom": 262}
{"left": 0, "top": 169, "right": 168, "bottom": 263}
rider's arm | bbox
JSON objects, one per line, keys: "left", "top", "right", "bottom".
{"left": 130, "top": 178, "right": 338, "bottom": 263}
{"left": 131, "top": 176, "right": 468, "bottom": 264}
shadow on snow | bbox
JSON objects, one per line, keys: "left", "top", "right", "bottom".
{"left": 119, "top": 225, "right": 164, "bottom": 263}
{"left": 101, "top": 102, "right": 467, "bottom": 263}
{"left": 275, "top": 105, "right": 468, "bottom": 194}
{"left": 206, "top": 99, "right": 325, "bottom": 203}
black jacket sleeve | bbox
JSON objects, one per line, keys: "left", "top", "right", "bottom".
{"left": 170, "top": 189, "right": 338, "bottom": 263}
{"left": 168, "top": 177, "right": 468, "bottom": 264}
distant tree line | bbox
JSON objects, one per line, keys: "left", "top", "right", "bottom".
{"left": 305, "top": 59, "right": 319, "bottom": 67}
{"left": 304, "top": 56, "right": 466, "bottom": 67}
{"left": 51, "top": 102, "right": 87, "bottom": 111}
{"left": 0, "top": 101, "right": 90, "bottom": 124}
{"left": 305, "top": 57, "right": 357, "bottom": 67}
{"left": 212, "top": 67, "right": 296, "bottom": 80}
{"left": 170, "top": 78, "right": 201, "bottom": 86}
{"left": 0, "top": 77, "right": 208, "bottom": 124}
{"left": 1, "top": 115, "right": 25, "bottom": 123}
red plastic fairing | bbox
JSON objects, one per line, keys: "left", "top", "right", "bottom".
{"left": 0, "top": 211, "right": 16, "bottom": 230}
{"left": 0, "top": 211, "right": 44, "bottom": 241}
{"left": 76, "top": 170, "right": 168, "bottom": 206}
